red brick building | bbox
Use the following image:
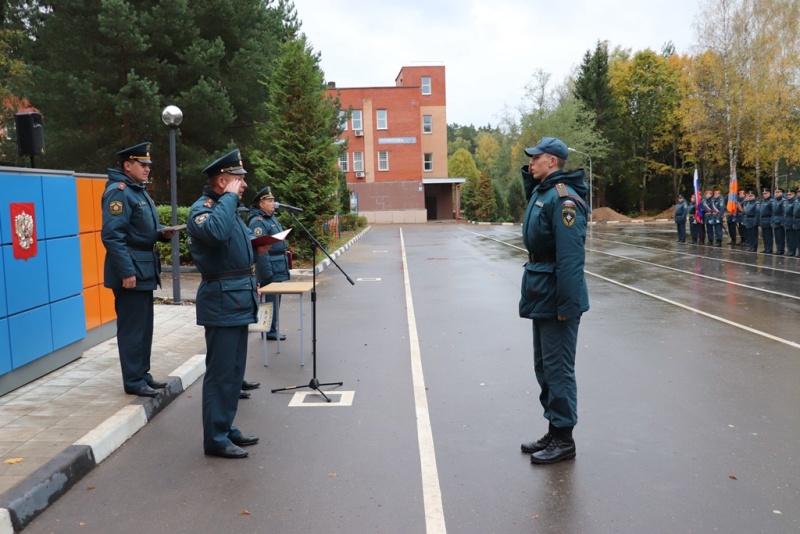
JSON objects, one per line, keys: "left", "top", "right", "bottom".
{"left": 327, "top": 65, "right": 463, "bottom": 222}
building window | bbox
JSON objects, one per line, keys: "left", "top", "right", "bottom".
{"left": 376, "top": 109, "right": 388, "bottom": 130}
{"left": 378, "top": 151, "right": 389, "bottom": 171}
{"left": 421, "top": 76, "right": 431, "bottom": 95}
{"left": 338, "top": 152, "right": 349, "bottom": 173}
{"left": 423, "top": 153, "right": 433, "bottom": 172}
{"left": 338, "top": 110, "right": 347, "bottom": 131}
{"left": 353, "top": 151, "right": 364, "bottom": 172}
{"left": 351, "top": 110, "right": 363, "bottom": 131}
{"left": 422, "top": 115, "right": 432, "bottom": 134}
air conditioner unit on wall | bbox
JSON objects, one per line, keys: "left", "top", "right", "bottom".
{"left": 355, "top": 171, "right": 365, "bottom": 178}
{"left": 354, "top": 130, "right": 364, "bottom": 137}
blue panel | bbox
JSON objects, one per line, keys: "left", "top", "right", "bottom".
{"left": 9, "top": 305, "right": 53, "bottom": 369}
{"left": 0, "top": 319, "right": 10, "bottom": 375}
{"left": 0, "top": 248, "right": 5, "bottom": 319}
{"left": 42, "top": 175, "right": 79, "bottom": 239}
{"left": 50, "top": 295, "right": 86, "bottom": 351}
{"left": 46, "top": 236, "right": 83, "bottom": 301}
{"left": 0, "top": 173, "right": 45, "bottom": 245}
{"left": 2, "top": 240, "right": 49, "bottom": 315}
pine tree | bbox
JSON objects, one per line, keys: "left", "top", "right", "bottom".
{"left": 248, "top": 30, "right": 342, "bottom": 260}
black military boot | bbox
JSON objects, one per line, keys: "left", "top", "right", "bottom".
{"left": 531, "top": 426, "right": 576, "bottom": 465}
{"left": 521, "top": 424, "right": 555, "bottom": 454}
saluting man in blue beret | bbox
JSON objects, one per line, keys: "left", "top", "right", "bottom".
{"left": 247, "top": 186, "right": 291, "bottom": 341}
{"left": 518, "top": 137, "right": 590, "bottom": 465}
{"left": 101, "top": 142, "right": 175, "bottom": 397}
{"left": 187, "top": 148, "right": 271, "bottom": 459}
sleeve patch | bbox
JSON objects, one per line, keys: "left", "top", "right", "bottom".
{"left": 562, "top": 199, "right": 576, "bottom": 208}
{"left": 117, "top": 183, "right": 126, "bottom": 190}
{"left": 561, "top": 207, "right": 577, "bottom": 228}
{"left": 194, "top": 213, "right": 209, "bottom": 225}
{"left": 254, "top": 227, "right": 263, "bottom": 236}
{"left": 203, "top": 198, "right": 214, "bottom": 208}
{"left": 109, "top": 201, "right": 123, "bottom": 215}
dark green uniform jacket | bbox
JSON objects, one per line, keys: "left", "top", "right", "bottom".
{"left": 101, "top": 168, "right": 165, "bottom": 290}
{"left": 187, "top": 187, "right": 258, "bottom": 327}
{"left": 519, "top": 166, "right": 590, "bottom": 320}
{"left": 246, "top": 208, "right": 290, "bottom": 284}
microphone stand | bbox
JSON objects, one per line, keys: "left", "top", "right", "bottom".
{"left": 271, "top": 209, "right": 354, "bottom": 402}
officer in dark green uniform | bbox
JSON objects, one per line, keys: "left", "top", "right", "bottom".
{"left": 674, "top": 194, "right": 687, "bottom": 243}
{"left": 759, "top": 189, "right": 774, "bottom": 253}
{"left": 743, "top": 190, "right": 760, "bottom": 252}
{"left": 187, "top": 149, "right": 271, "bottom": 459}
{"left": 771, "top": 188, "right": 785, "bottom": 255}
{"left": 518, "top": 137, "right": 589, "bottom": 465}
{"left": 786, "top": 188, "right": 798, "bottom": 257}
{"left": 101, "top": 142, "right": 174, "bottom": 397}
{"left": 247, "top": 186, "right": 291, "bottom": 340}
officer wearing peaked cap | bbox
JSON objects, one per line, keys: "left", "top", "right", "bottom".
{"left": 518, "top": 137, "right": 589, "bottom": 465}
{"left": 187, "top": 148, "right": 271, "bottom": 459}
{"left": 247, "top": 186, "right": 291, "bottom": 341}
{"left": 101, "top": 142, "right": 175, "bottom": 397}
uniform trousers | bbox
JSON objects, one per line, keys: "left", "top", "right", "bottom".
{"left": 747, "top": 227, "right": 759, "bottom": 251}
{"left": 203, "top": 325, "right": 249, "bottom": 451}
{"left": 727, "top": 220, "right": 737, "bottom": 244}
{"left": 532, "top": 317, "right": 580, "bottom": 429}
{"left": 786, "top": 229, "right": 797, "bottom": 256}
{"left": 676, "top": 221, "right": 686, "bottom": 242}
{"left": 112, "top": 288, "right": 155, "bottom": 390}
{"left": 773, "top": 226, "right": 785, "bottom": 254}
{"left": 761, "top": 226, "right": 774, "bottom": 253}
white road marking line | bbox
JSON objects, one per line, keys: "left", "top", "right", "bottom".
{"left": 586, "top": 271, "right": 800, "bottom": 350}
{"left": 460, "top": 226, "right": 800, "bottom": 349}
{"left": 400, "top": 228, "right": 447, "bottom": 534}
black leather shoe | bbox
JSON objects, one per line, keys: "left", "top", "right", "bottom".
{"left": 231, "top": 434, "right": 260, "bottom": 447}
{"left": 266, "top": 333, "right": 286, "bottom": 341}
{"left": 205, "top": 444, "right": 248, "bottom": 459}
{"left": 146, "top": 379, "right": 168, "bottom": 389}
{"left": 531, "top": 438, "right": 576, "bottom": 464}
{"left": 125, "top": 385, "right": 159, "bottom": 397}
{"left": 521, "top": 433, "right": 553, "bottom": 454}
{"left": 239, "top": 390, "right": 251, "bottom": 399}
{"left": 242, "top": 380, "right": 261, "bottom": 390}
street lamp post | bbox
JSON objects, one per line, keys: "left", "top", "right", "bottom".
{"left": 161, "top": 105, "right": 183, "bottom": 304}
{"left": 568, "top": 147, "right": 592, "bottom": 225}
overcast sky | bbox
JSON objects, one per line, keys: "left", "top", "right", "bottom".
{"left": 295, "top": 0, "right": 704, "bottom": 127}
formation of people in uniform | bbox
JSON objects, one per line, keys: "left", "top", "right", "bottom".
{"left": 676, "top": 187, "right": 800, "bottom": 256}
{"left": 101, "top": 143, "right": 292, "bottom": 459}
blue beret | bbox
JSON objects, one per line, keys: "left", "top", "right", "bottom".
{"left": 203, "top": 149, "right": 247, "bottom": 177}
{"left": 524, "top": 137, "right": 569, "bottom": 160}
{"left": 116, "top": 142, "right": 152, "bottom": 164}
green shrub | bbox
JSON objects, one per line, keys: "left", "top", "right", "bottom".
{"left": 340, "top": 213, "right": 367, "bottom": 231}
{"left": 156, "top": 206, "right": 191, "bottom": 265}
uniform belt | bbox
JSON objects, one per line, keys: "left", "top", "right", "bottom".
{"left": 268, "top": 250, "right": 286, "bottom": 256}
{"left": 201, "top": 268, "right": 252, "bottom": 281}
{"left": 528, "top": 252, "right": 556, "bottom": 263}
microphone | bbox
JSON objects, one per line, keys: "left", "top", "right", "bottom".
{"left": 274, "top": 202, "right": 304, "bottom": 213}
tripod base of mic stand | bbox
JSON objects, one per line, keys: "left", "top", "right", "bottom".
{"left": 271, "top": 377, "right": 344, "bottom": 403}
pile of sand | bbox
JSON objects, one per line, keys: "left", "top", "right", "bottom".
{"left": 591, "top": 207, "right": 632, "bottom": 223}
{"left": 651, "top": 205, "right": 677, "bottom": 220}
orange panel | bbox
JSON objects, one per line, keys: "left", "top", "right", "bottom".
{"left": 79, "top": 233, "right": 99, "bottom": 288}
{"left": 91, "top": 178, "right": 107, "bottom": 233}
{"left": 99, "top": 285, "right": 117, "bottom": 323}
{"left": 83, "top": 286, "right": 102, "bottom": 330}
{"left": 76, "top": 179, "right": 96, "bottom": 234}
{"left": 95, "top": 231, "right": 106, "bottom": 284}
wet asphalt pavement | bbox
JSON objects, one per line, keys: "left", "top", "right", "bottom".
{"left": 23, "top": 223, "right": 800, "bottom": 534}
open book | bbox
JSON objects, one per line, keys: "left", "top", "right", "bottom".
{"left": 251, "top": 228, "right": 291, "bottom": 247}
